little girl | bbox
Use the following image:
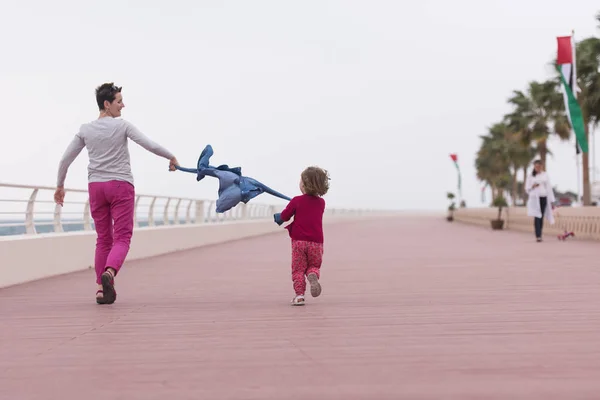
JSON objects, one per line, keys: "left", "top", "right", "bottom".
{"left": 274, "top": 166, "right": 330, "bottom": 306}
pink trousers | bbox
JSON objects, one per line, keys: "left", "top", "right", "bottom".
{"left": 88, "top": 180, "right": 135, "bottom": 285}
{"left": 291, "top": 240, "right": 323, "bottom": 295}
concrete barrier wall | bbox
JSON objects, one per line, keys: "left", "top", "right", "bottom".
{"left": 0, "top": 215, "right": 372, "bottom": 289}
{"left": 453, "top": 206, "right": 600, "bottom": 240}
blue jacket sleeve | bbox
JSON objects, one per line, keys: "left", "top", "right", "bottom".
{"left": 273, "top": 213, "right": 284, "bottom": 226}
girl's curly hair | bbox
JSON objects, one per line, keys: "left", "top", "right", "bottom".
{"left": 301, "top": 166, "right": 330, "bottom": 197}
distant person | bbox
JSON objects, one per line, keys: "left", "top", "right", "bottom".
{"left": 54, "top": 83, "right": 179, "bottom": 304}
{"left": 273, "top": 166, "right": 330, "bottom": 305}
{"left": 525, "top": 160, "right": 555, "bottom": 242}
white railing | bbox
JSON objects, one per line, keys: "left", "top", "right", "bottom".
{"left": 0, "top": 182, "right": 277, "bottom": 236}
{"left": 0, "top": 182, "right": 368, "bottom": 236}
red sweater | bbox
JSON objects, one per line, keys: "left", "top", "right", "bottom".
{"left": 280, "top": 194, "right": 325, "bottom": 243}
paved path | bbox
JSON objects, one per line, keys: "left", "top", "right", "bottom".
{"left": 2, "top": 217, "right": 600, "bottom": 399}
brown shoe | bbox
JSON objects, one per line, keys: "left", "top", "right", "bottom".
{"left": 101, "top": 270, "right": 117, "bottom": 304}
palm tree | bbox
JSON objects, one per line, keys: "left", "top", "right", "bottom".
{"left": 504, "top": 109, "right": 540, "bottom": 202}
{"left": 475, "top": 124, "right": 513, "bottom": 203}
{"left": 475, "top": 148, "right": 495, "bottom": 199}
{"left": 478, "top": 122, "right": 536, "bottom": 205}
{"left": 475, "top": 142, "right": 499, "bottom": 200}
{"left": 505, "top": 80, "right": 571, "bottom": 167}
{"left": 507, "top": 131, "right": 537, "bottom": 204}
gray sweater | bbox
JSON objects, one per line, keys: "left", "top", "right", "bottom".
{"left": 57, "top": 117, "right": 175, "bottom": 187}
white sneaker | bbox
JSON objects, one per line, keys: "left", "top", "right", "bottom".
{"left": 291, "top": 294, "right": 305, "bottom": 306}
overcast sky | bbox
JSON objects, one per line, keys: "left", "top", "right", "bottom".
{"left": 1, "top": 0, "right": 599, "bottom": 212}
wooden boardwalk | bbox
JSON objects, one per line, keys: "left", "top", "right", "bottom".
{"left": 1, "top": 217, "right": 600, "bottom": 399}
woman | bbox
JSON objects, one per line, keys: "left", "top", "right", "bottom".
{"left": 525, "top": 160, "right": 555, "bottom": 242}
{"left": 54, "top": 83, "right": 179, "bottom": 304}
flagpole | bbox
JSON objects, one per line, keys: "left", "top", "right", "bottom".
{"left": 458, "top": 166, "right": 462, "bottom": 206}
{"left": 572, "top": 29, "right": 583, "bottom": 204}
{"left": 449, "top": 154, "right": 462, "bottom": 206}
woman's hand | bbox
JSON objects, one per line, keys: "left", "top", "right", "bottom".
{"left": 169, "top": 157, "right": 179, "bottom": 171}
{"left": 54, "top": 187, "right": 65, "bottom": 206}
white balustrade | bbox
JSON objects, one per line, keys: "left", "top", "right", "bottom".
{"left": 0, "top": 182, "right": 376, "bottom": 237}
{"left": 0, "top": 182, "right": 280, "bottom": 236}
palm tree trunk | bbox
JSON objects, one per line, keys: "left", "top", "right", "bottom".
{"left": 538, "top": 140, "right": 548, "bottom": 166}
{"left": 522, "top": 166, "right": 529, "bottom": 204}
{"left": 511, "top": 166, "right": 518, "bottom": 206}
{"left": 583, "top": 124, "right": 591, "bottom": 205}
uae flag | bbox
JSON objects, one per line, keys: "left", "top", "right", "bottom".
{"left": 556, "top": 34, "right": 588, "bottom": 153}
{"left": 449, "top": 153, "right": 461, "bottom": 195}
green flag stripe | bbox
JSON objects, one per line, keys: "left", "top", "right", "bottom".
{"left": 453, "top": 162, "right": 462, "bottom": 191}
{"left": 557, "top": 65, "right": 588, "bottom": 153}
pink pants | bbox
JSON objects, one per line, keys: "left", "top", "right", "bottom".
{"left": 88, "top": 180, "right": 135, "bottom": 285}
{"left": 291, "top": 240, "right": 323, "bottom": 295}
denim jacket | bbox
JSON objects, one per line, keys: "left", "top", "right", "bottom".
{"left": 176, "top": 144, "right": 291, "bottom": 213}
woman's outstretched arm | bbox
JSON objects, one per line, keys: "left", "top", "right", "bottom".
{"left": 56, "top": 133, "right": 85, "bottom": 188}
{"left": 124, "top": 120, "right": 175, "bottom": 160}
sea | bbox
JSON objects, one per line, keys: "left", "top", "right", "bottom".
{"left": 0, "top": 219, "right": 194, "bottom": 237}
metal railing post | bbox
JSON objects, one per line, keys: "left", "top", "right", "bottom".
{"left": 83, "top": 199, "right": 92, "bottom": 231}
{"left": 25, "top": 188, "right": 38, "bottom": 234}
{"left": 53, "top": 203, "right": 63, "bottom": 233}
{"left": 186, "top": 199, "right": 193, "bottom": 224}
{"left": 148, "top": 197, "right": 156, "bottom": 226}
{"left": 174, "top": 198, "right": 182, "bottom": 225}
{"left": 195, "top": 200, "right": 205, "bottom": 224}
{"left": 163, "top": 198, "right": 171, "bottom": 225}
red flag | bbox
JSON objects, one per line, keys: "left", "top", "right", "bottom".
{"left": 556, "top": 36, "right": 573, "bottom": 65}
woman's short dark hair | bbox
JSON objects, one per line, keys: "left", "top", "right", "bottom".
{"left": 95, "top": 83, "right": 122, "bottom": 110}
